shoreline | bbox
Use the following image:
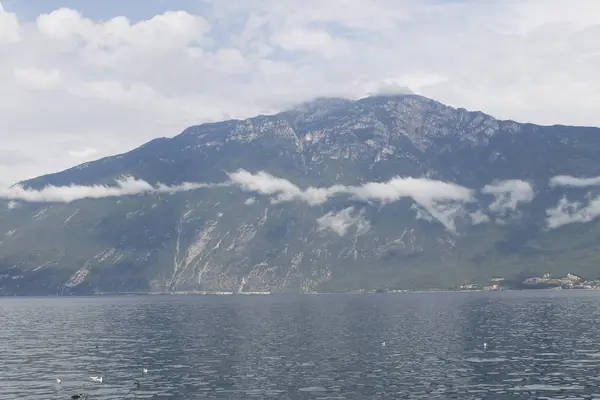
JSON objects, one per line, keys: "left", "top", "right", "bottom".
{"left": 3, "top": 287, "right": 600, "bottom": 297}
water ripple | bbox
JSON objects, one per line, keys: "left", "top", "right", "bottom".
{"left": 3, "top": 291, "right": 600, "bottom": 398}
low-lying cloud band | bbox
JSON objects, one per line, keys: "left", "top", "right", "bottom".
{"left": 1, "top": 176, "right": 227, "bottom": 203}
{"left": 7, "top": 170, "right": 600, "bottom": 231}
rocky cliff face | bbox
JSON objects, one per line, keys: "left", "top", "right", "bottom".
{"left": 2, "top": 94, "right": 600, "bottom": 295}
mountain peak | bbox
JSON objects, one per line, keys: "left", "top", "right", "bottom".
{"left": 5, "top": 93, "right": 598, "bottom": 295}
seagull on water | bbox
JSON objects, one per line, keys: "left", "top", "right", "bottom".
{"left": 381, "top": 341, "right": 386, "bottom": 347}
{"left": 90, "top": 376, "right": 103, "bottom": 383}
{"left": 483, "top": 342, "right": 488, "bottom": 350}
{"left": 142, "top": 368, "right": 148, "bottom": 375}
{"left": 56, "top": 377, "right": 62, "bottom": 385}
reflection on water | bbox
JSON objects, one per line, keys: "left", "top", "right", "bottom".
{"left": 3, "top": 291, "right": 600, "bottom": 399}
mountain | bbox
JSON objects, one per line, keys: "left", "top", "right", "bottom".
{"left": 3, "top": 94, "right": 600, "bottom": 295}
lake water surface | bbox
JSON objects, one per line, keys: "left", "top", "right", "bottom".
{"left": 3, "top": 291, "right": 600, "bottom": 399}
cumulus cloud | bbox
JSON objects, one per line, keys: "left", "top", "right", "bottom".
{"left": 0, "top": 176, "right": 226, "bottom": 203}
{"left": 549, "top": 175, "right": 600, "bottom": 188}
{"left": 0, "top": 7, "right": 20, "bottom": 45}
{"left": 3, "top": 2, "right": 600, "bottom": 183}
{"left": 481, "top": 180, "right": 534, "bottom": 215}
{"left": 228, "top": 169, "right": 474, "bottom": 232}
{"left": 546, "top": 196, "right": 600, "bottom": 228}
{"left": 317, "top": 207, "right": 370, "bottom": 236}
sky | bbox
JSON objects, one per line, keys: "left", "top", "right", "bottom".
{"left": 2, "top": 0, "right": 600, "bottom": 184}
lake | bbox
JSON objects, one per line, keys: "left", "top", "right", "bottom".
{"left": 3, "top": 291, "right": 600, "bottom": 399}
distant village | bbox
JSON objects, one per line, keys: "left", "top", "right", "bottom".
{"left": 521, "top": 273, "right": 600, "bottom": 290}
{"left": 459, "top": 273, "right": 600, "bottom": 291}
{"left": 93, "top": 273, "right": 600, "bottom": 296}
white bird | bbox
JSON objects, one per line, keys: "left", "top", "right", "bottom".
{"left": 381, "top": 341, "right": 386, "bottom": 347}
{"left": 56, "top": 377, "right": 62, "bottom": 385}
{"left": 142, "top": 368, "right": 148, "bottom": 375}
{"left": 90, "top": 376, "right": 103, "bottom": 383}
{"left": 483, "top": 342, "right": 488, "bottom": 350}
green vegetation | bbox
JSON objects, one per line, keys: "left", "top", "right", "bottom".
{"left": 2, "top": 95, "right": 600, "bottom": 295}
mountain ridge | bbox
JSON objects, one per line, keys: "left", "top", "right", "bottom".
{"left": 3, "top": 94, "right": 600, "bottom": 295}
{"left": 21, "top": 94, "right": 516, "bottom": 188}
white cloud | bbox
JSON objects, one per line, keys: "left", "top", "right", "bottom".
{"left": 0, "top": 169, "right": 473, "bottom": 227}
{"left": 481, "top": 180, "right": 535, "bottom": 215}
{"left": 415, "top": 201, "right": 469, "bottom": 232}
{"left": 0, "top": 176, "right": 226, "bottom": 203}
{"left": 317, "top": 207, "right": 370, "bottom": 236}
{"left": 549, "top": 175, "right": 600, "bottom": 188}
{"left": 511, "top": 0, "right": 600, "bottom": 35}
{"left": 13, "top": 67, "right": 62, "bottom": 90}
{"left": 368, "top": 82, "right": 413, "bottom": 97}
{"left": 0, "top": 7, "right": 20, "bottom": 44}
{"left": 369, "top": 73, "right": 448, "bottom": 95}
{"left": 13, "top": 165, "right": 600, "bottom": 232}
{"left": 155, "top": 181, "right": 229, "bottom": 194}
{"left": 228, "top": 169, "right": 474, "bottom": 232}
{"left": 271, "top": 28, "right": 344, "bottom": 57}
{"left": 68, "top": 147, "right": 98, "bottom": 159}
{"left": 470, "top": 210, "right": 491, "bottom": 225}
{"left": 227, "top": 170, "right": 345, "bottom": 206}
{"left": 1, "top": 176, "right": 151, "bottom": 203}
{"left": 35, "top": 9, "right": 210, "bottom": 49}
{"left": 3, "top": 2, "right": 600, "bottom": 184}
{"left": 349, "top": 178, "right": 473, "bottom": 204}
{"left": 0, "top": 167, "right": 473, "bottom": 233}
{"left": 349, "top": 177, "right": 474, "bottom": 232}
{"left": 546, "top": 196, "right": 600, "bottom": 228}
{"left": 411, "top": 203, "right": 434, "bottom": 222}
